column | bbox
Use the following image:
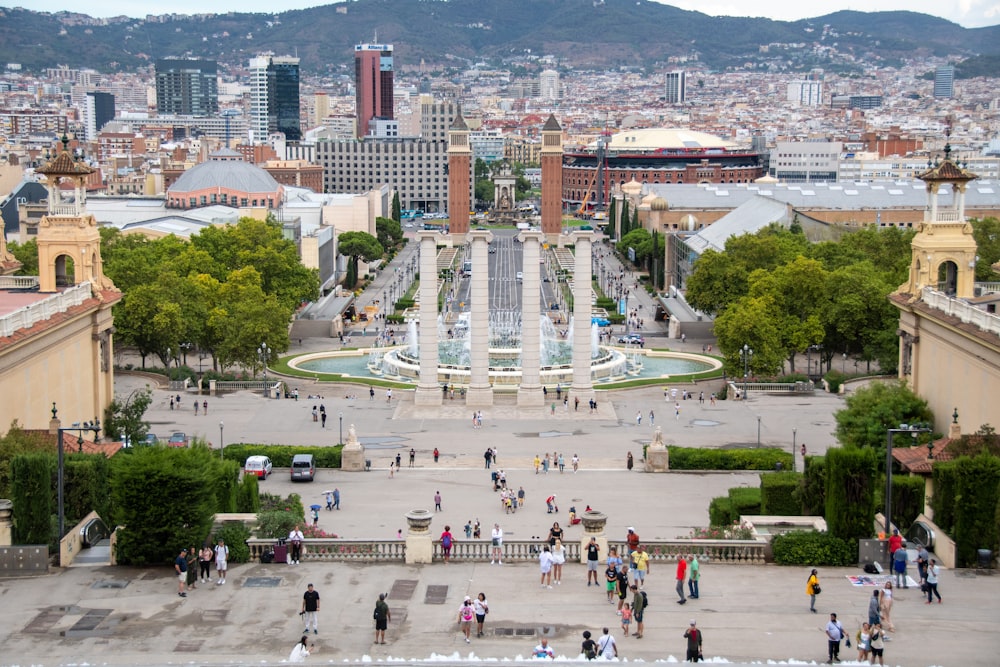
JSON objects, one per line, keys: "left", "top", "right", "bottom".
{"left": 466, "top": 229, "right": 494, "bottom": 406}
{"left": 518, "top": 230, "right": 545, "bottom": 407}
{"left": 570, "top": 230, "right": 595, "bottom": 403}
{"left": 414, "top": 231, "right": 442, "bottom": 406}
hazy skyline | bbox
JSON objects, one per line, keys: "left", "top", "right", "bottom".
{"left": 15, "top": 0, "right": 1000, "bottom": 29}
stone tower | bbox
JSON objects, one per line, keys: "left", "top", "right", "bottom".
{"left": 540, "top": 114, "right": 563, "bottom": 239}
{"left": 447, "top": 112, "right": 471, "bottom": 236}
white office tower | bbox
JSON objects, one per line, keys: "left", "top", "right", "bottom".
{"left": 665, "top": 71, "right": 686, "bottom": 104}
{"left": 787, "top": 80, "right": 823, "bottom": 107}
{"left": 539, "top": 69, "right": 561, "bottom": 102}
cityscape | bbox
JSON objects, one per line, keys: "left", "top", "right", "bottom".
{"left": 1, "top": 2, "right": 1000, "bottom": 666}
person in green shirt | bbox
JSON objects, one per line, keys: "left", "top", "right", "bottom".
{"left": 688, "top": 555, "right": 700, "bottom": 599}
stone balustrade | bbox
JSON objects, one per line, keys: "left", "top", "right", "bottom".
{"left": 246, "top": 537, "right": 765, "bottom": 565}
{"left": 0, "top": 282, "right": 92, "bottom": 338}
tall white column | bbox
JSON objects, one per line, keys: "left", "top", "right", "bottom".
{"left": 570, "top": 231, "right": 595, "bottom": 402}
{"left": 414, "top": 231, "right": 442, "bottom": 406}
{"left": 518, "top": 230, "right": 545, "bottom": 406}
{"left": 466, "top": 229, "right": 494, "bottom": 406}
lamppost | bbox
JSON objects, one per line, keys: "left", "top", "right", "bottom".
{"left": 258, "top": 342, "right": 271, "bottom": 383}
{"left": 756, "top": 415, "right": 761, "bottom": 448}
{"left": 740, "top": 344, "right": 753, "bottom": 399}
{"left": 842, "top": 352, "right": 848, "bottom": 373}
{"left": 792, "top": 428, "right": 797, "bottom": 472}
{"left": 52, "top": 403, "right": 100, "bottom": 553}
{"left": 884, "top": 423, "right": 932, "bottom": 566}
{"left": 179, "top": 342, "right": 193, "bottom": 367}
{"left": 219, "top": 421, "right": 224, "bottom": 460}
{"left": 339, "top": 411, "right": 344, "bottom": 445}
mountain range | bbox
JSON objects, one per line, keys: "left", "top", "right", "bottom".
{"left": 1, "top": 0, "right": 998, "bottom": 75}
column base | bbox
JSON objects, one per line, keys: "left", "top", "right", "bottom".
{"left": 465, "top": 384, "right": 494, "bottom": 407}
{"left": 340, "top": 446, "right": 366, "bottom": 472}
{"left": 414, "top": 384, "right": 443, "bottom": 406}
{"left": 569, "top": 384, "right": 595, "bottom": 405}
{"left": 517, "top": 384, "right": 545, "bottom": 407}
{"left": 644, "top": 447, "right": 670, "bottom": 472}
{"left": 405, "top": 534, "right": 433, "bottom": 564}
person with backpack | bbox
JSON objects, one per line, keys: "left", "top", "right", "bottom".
{"left": 440, "top": 526, "right": 454, "bottom": 564}
{"left": 581, "top": 630, "right": 598, "bottom": 660}
{"left": 631, "top": 584, "right": 647, "bottom": 638}
{"left": 683, "top": 620, "right": 703, "bottom": 662}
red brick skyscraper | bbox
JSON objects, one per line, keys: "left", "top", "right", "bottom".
{"left": 448, "top": 113, "right": 471, "bottom": 235}
{"left": 540, "top": 114, "right": 563, "bottom": 237}
{"left": 354, "top": 43, "right": 394, "bottom": 139}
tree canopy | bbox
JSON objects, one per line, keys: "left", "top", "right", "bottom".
{"left": 337, "top": 231, "right": 383, "bottom": 288}
{"left": 834, "top": 381, "right": 935, "bottom": 451}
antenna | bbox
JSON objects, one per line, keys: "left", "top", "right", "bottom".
{"left": 374, "top": 29, "right": 378, "bottom": 43}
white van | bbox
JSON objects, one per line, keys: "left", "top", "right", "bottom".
{"left": 244, "top": 455, "right": 272, "bottom": 479}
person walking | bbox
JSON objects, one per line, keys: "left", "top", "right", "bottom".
{"left": 185, "top": 545, "right": 199, "bottom": 591}
{"left": 490, "top": 523, "right": 503, "bottom": 564}
{"left": 433, "top": 447, "right": 440, "bottom": 462}
{"left": 627, "top": 452, "right": 634, "bottom": 471}
{"left": 320, "top": 411, "right": 327, "bottom": 428}
{"left": 434, "top": 491, "right": 442, "bottom": 512}
{"left": 684, "top": 619, "right": 703, "bottom": 662}
{"left": 586, "top": 537, "right": 601, "bottom": 586}
{"left": 174, "top": 548, "right": 188, "bottom": 598}
{"left": 332, "top": 488, "right": 340, "bottom": 510}
{"left": 408, "top": 448, "right": 415, "bottom": 467}
{"left": 214, "top": 538, "right": 228, "bottom": 584}
{"left": 807, "top": 568, "right": 820, "bottom": 613}
{"left": 458, "top": 596, "right": 475, "bottom": 643}
{"left": 925, "top": 558, "right": 942, "bottom": 604}
{"left": 581, "top": 630, "right": 598, "bottom": 661}
{"left": 649, "top": 410, "right": 655, "bottom": 425}
{"left": 194, "top": 400, "right": 199, "bottom": 416}
{"left": 892, "top": 540, "right": 909, "bottom": 587}
{"left": 473, "top": 592, "right": 489, "bottom": 638}
{"left": 288, "top": 524, "right": 304, "bottom": 565}
{"left": 620, "top": 602, "right": 632, "bottom": 637}
{"left": 373, "top": 593, "right": 390, "bottom": 644}
{"left": 551, "top": 538, "right": 566, "bottom": 585}
{"left": 301, "top": 583, "right": 320, "bottom": 635}
{"left": 534, "top": 455, "right": 541, "bottom": 474}
{"left": 631, "top": 544, "right": 650, "bottom": 588}
{"left": 675, "top": 554, "right": 688, "bottom": 604}
{"left": 369, "top": 386, "right": 375, "bottom": 401}
{"left": 615, "top": 564, "right": 630, "bottom": 614}
{"left": 880, "top": 582, "right": 895, "bottom": 632}
{"left": 539, "top": 545, "right": 554, "bottom": 588}
{"left": 631, "top": 584, "right": 646, "bottom": 638}
{"left": 557, "top": 453, "right": 565, "bottom": 473}
{"left": 636, "top": 410, "right": 642, "bottom": 426}
{"left": 572, "top": 454, "right": 579, "bottom": 472}
{"left": 597, "top": 627, "right": 617, "bottom": 659}
{"left": 825, "top": 612, "right": 845, "bottom": 663}
{"left": 688, "top": 554, "right": 700, "bottom": 598}
{"left": 867, "top": 589, "right": 882, "bottom": 627}
{"left": 202, "top": 400, "right": 208, "bottom": 415}
{"left": 869, "top": 623, "right": 886, "bottom": 666}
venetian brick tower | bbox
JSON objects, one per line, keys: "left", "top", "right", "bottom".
{"left": 540, "top": 114, "right": 563, "bottom": 239}
{"left": 447, "top": 113, "right": 471, "bottom": 235}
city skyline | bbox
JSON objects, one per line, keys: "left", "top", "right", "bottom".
{"left": 19, "top": 0, "right": 1000, "bottom": 29}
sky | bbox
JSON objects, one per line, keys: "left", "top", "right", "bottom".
{"left": 17, "top": 0, "right": 1000, "bottom": 29}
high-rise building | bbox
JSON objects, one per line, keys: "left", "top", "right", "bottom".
{"left": 249, "top": 55, "right": 301, "bottom": 143}
{"left": 539, "top": 70, "right": 561, "bottom": 102}
{"left": 82, "top": 91, "right": 115, "bottom": 141}
{"left": 155, "top": 59, "right": 218, "bottom": 117}
{"left": 355, "top": 43, "right": 394, "bottom": 139}
{"left": 313, "top": 92, "right": 330, "bottom": 127}
{"left": 665, "top": 71, "right": 686, "bottom": 104}
{"left": 787, "top": 80, "right": 823, "bottom": 106}
{"left": 934, "top": 66, "right": 955, "bottom": 99}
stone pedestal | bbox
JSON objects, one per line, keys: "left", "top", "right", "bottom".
{"left": 570, "top": 230, "right": 595, "bottom": 403}
{"left": 466, "top": 229, "right": 494, "bottom": 406}
{"left": 644, "top": 426, "right": 670, "bottom": 472}
{"left": 0, "top": 499, "right": 12, "bottom": 546}
{"left": 339, "top": 424, "right": 366, "bottom": 472}
{"left": 579, "top": 510, "right": 608, "bottom": 564}
{"left": 404, "top": 509, "right": 434, "bottom": 564}
{"left": 517, "top": 230, "right": 545, "bottom": 406}
{"left": 414, "top": 231, "right": 443, "bottom": 406}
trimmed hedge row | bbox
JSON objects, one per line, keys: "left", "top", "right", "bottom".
{"left": 668, "top": 446, "right": 792, "bottom": 471}
{"left": 708, "top": 487, "right": 761, "bottom": 525}
{"left": 795, "top": 456, "right": 827, "bottom": 516}
{"left": 761, "top": 471, "right": 803, "bottom": 515}
{"left": 772, "top": 530, "right": 855, "bottom": 566}
{"left": 223, "top": 444, "right": 343, "bottom": 469}
{"left": 932, "top": 454, "right": 1000, "bottom": 567}
{"left": 825, "top": 448, "right": 879, "bottom": 542}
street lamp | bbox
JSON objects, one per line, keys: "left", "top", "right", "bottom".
{"left": 219, "top": 421, "right": 224, "bottom": 460}
{"left": 740, "top": 344, "right": 753, "bottom": 399}
{"left": 339, "top": 411, "right": 344, "bottom": 445}
{"left": 258, "top": 343, "right": 271, "bottom": 383}
{"left": 756, "top": 415, "right": 761, "bottom": 448}
{"left": 792, "top": 428, "right": 797, "bottom": 472}
{"left": 884, "top": 423, "right": 932, "bottom": 566}
{"left": 52, "top": 403, "right": 100, "bottom": 555}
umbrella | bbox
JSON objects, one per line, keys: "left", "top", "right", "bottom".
{"left": 321, "top": 490, "right": 334, "bottom": 495}
{"left": 309, "top": 504, "right": 322, "bottom": 510}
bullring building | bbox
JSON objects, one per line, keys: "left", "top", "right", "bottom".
{"left": 563, "top": 128, "right": 763, "bottom": 211}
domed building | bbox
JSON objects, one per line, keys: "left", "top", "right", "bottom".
{"left": 563, "top": 128, "right": 763, "bottom": 210}
{"left": 166, "top": 148, "right": 283, "bottom": 210}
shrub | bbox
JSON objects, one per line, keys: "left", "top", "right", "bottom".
{"left": 257, "top": 510, "right": 304, "bottom": 539}
{"left": 223, "top": 444, "right": 342, "bottom": 468}
{"left": 761, "top": 471, "right": 803, "bottom": 515}
{"left": 795, "top": 456, "right": 827, "bottom": 515}
{"left": 772, "top": 530, "right": 855, "bottom": 566}
{"left": 944, "top": 454, "right": 1000, "bottom": 567}
{"left": 709, "top": 497, "right": 733, "bottom": 526}
{"left": 214, "top": 521, "right": 252, "bottom": 563}
{"left": 824, "top": 370, "right": 847, "bottom": 394}
{"left": 213, "top": 459, "right": 240, "bottom": 513}
{"left": 11, "top": 453, "right": 53, "bottom": 546}
{"left": 236, "top": 474, "right": 261, "bottom": 513}
{"left": 64, "top": 453, "right": 112, "bottom": 525}
{"left": 728, "top": 487, "right": 761, "bottom": 516}
{"left": 930, "top": 463, "right": 959, "bottom": 534}
{"left": 668, "top": 446, "right": 792, "bottom": 471}
{"left": 825, "top": 447, "right": 879, "bottom": 541}
{"left": 890, "top": 475, "right": 925, "bottom": 531}
{"left": 259, "top": 492, "right": 305, "bottom": 519}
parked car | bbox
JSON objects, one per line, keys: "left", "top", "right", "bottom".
{"left": 144, "top": 433, "right": 159, "bottom": 445}
{"left": 516, "top": 271, "right": 523, "bottom": 282}
{"left": 244, "top": 455, "right": 273, "bottom": 479}
{"left": 167, "top": 432, "right": 189, "bottom": 447}
{"left": 290, "top": 454, "right": 316, "bottom": 482}
{"left": 618, "top": 333, "right": 645, "bottom": 346}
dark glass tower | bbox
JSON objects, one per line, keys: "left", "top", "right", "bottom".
{"left": 155, "top": 59, "right": 219, "bottom": 116}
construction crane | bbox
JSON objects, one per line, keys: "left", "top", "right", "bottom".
{"left": 576, "top": 115, "right": 613, "bottom": 218}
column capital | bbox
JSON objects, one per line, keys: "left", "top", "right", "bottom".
{"left": 466, "top": 229, "right": 494, "bottom": 244}
{"left": 518, "top": 229, "right": 545, "bottom": 244}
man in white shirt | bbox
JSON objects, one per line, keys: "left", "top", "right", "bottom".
{"left": 491, "top": 523, "right": 503, "bottom": 564}
{"left": 597, "top": 627, "right": 617, "bottom": 658}
{"left": 532, "top": 638, "right": 554, "bottom": 658}
{"left": 288, "top": 525, "right": 305, "bottom": 565}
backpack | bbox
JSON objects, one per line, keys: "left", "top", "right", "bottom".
{"left": 442, "top": 534, "right": 452, "bottom": 548}
{"left": 641, "top": 590, "right": 649, "bottom": 608}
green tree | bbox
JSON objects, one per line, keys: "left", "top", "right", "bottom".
{"left": 834, "top": 381, "right": 935, "bottom": 451}
{"left": 0, "top": 420, "right": 51, "bottom": 499}
{"left": 209, "top": 267, "right": 292, "bottom": 372}
{"left": 391, "top": 191, "right": 401, "bottom": 223}
{"left": 712, "top": 295, "right": 787, "bottom": 376}
{"left": 113, "top": 281, "right": 185, "bottom": 367}
{"left": 102, "top": 388, "right": 153, "bottom": 446}
{"left": 337, "top": 231, "right": 383, "bottom": 288}
{"left": 7, "top": 239, "right": 39, "bottom": 275}
{"left": 11, "top": 453, "right": 53, "bottom": 545}
{"left": 971, "top": 217, "right": 1000, "bottom": 281}
{"left": 823, "top": 262, "right": 899, "bottom": 372}
{"left": 825, "top": 447, "right": 879, "bottom": 542}
{"left": 619, "top": 228, "right": 653, "bottom": 264}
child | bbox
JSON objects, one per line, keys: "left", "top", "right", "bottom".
{"left": 473, "top": 519, "right": 481, "bottom": 539}
{"left": 620, "top": 602, "right": 632, "bottom": 635}
{"left": 605, "top": 562, "right": 619, "bottom": 603}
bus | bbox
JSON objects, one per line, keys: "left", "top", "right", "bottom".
{"left": 401, "top": 209, "right": 425, "bottom": 221}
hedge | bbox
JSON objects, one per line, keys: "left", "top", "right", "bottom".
{"left": 11, "top": 453, "right": 53, "bottom": 545}
{"left": 890, "top": 475, "right": 925, "bottom": 531}
{"left": 939, "top": 454, "right": 1000, "bottom": 567}
{"left": 223, "top": 444, "right": 343, "bottom": 469}
{"left": 64, "top": 453, "right": 112, "bottom": 527}
{"left": 772, "top": 530, "right": 855, "bottom": 566}
{"left": 761, "top": 471, "right": 803, "bottom": 515}
{"left": 795, "top": 456, "right": 827, "bottom": 516}
{"left": 930, "top": 463, "right": 959, "bottom": 534}
{"left": 236, "top": 474, "right": 261, "bottom": 513}
{"left": 825, "top": 447, "right": 879, "bottom": 541}
{"left": 728, "top": 487, "right": 761, "bottom": 516}
{"left": 668, "top": 446, "right": 792, "bottom": 471}
{"left": 709, "top": 496, "right": 733, "bottom": 525}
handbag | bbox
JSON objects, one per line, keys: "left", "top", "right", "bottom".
{"left": 812, "top": 584, "right": 821, "bottom": 595}
{"left": 845, "top": 636, "right": 852, "bottom": 648}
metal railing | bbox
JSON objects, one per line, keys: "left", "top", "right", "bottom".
{"left": 246, "top": 538, "right": 766, "bottom": 565}
{"left": 0, "top": 282, "right": 92, "bottom": 338}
